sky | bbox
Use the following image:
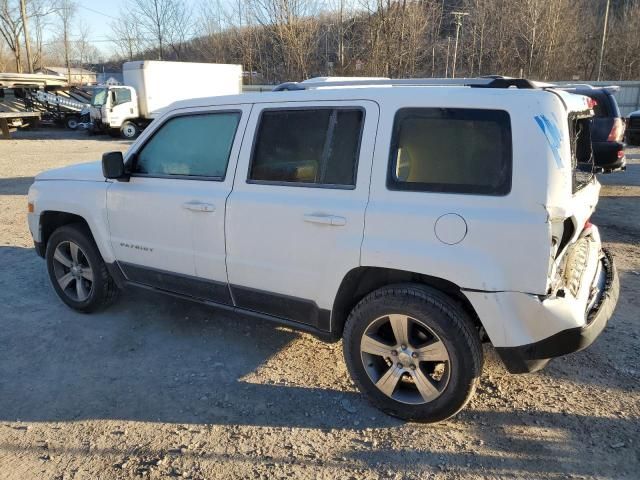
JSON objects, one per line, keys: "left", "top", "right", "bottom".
{"left": 49, "top": 0, "right": 213, "bottom": 58}
{"left": 67, "top": 1, "right": 128, "bottom": 55}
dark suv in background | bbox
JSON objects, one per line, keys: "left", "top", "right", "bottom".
{"left": 560, "top": 85, "right": 626, "bottom": 173}
{"left": 627, "top": 110, "right": 640, "bottom": 146}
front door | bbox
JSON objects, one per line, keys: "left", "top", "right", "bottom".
{"left": 107, "top": 105, "right": 249, "bottom": 303}
{"left": 225, "top": 101, "right": 379, "bottom": 330}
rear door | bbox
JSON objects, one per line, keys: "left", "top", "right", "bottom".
{"left": 225, "top": 101, "right": 379, "bottom": 330}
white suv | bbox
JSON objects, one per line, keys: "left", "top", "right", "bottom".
{"left": 27, "top": 77, "right": 619, "bottom": 422}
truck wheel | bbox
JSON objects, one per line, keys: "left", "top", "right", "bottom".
{"left": 343, "top": 284, "right": 483, "bottom": 422}
{"left": 45, "top": 224, "right": 119, "bottom": 313}
{"left": 120, "top": 121, "right": 139, "bottom": 139}
{"left": 65, "top": 115, "right": 80, "bottom": 130}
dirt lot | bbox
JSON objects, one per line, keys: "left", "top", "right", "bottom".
{"left": 0, "top": 129, "right": 638, "bottom": 480}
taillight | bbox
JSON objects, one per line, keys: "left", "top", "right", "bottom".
{"left": 587, "top": 98, "right": 598, "bottom": 110}
{"left": 583, "top": 218, "right": 593, "bottom": 236}
{"left": 608, "top": 118, "right": 625, "bottom": 142}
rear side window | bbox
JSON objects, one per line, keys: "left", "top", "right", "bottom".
{"left": 388, "top": 108, "right": 512, "bottom": 195}
{"left": 249, "top": 108, "right": 364, "bottom": 187}
{"left": 135, "top": 112, "right": 240, "bottom": 178}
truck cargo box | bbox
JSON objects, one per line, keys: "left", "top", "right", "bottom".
{"left": 123, "top": 61, "right": 242, "bottom": 119}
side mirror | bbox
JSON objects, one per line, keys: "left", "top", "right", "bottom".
{"left": 102, "top": 151, "right": 129, "bottom": 181}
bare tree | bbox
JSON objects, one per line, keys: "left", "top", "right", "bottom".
{"left": 75, "top": 19, "right": 100, "bottom": 68}
{"left": 110, "top": 11, "right": 143, "bottom": 61}
{"left": 0, "top": 0, "right": 25, "bottom": 71}
{"left": 132, "top": 0, "right": 193, "bottom": 60}
{"left": 55, "top": 0, "right": 75, "bottom": 81}
{"left": 105, "top": 0, "right": 640, "bottom": 84}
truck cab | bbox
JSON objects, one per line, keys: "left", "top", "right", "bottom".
{"left": 90, "top": 85, "right": 139, "bottom": 137}
{"left": 89, "top": 61, "right": 243, "bottom": 139}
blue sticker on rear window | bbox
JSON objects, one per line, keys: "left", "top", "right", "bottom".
{"left": 535, "top": 114, "right": 563, "bottom": 168}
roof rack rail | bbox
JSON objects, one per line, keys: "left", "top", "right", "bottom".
{"left": 272, "top": 77, "right": 541, "bottom": 92}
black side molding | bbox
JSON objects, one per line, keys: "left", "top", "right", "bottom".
{"left": 231, "top": 284, "right": 331, "bottom": 331}
{"left": 118, "top": 262, "right": 233, "bottom": 305}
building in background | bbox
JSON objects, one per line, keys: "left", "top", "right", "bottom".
{"left": 35, "top": 67, "right": 97, "bottom": 85}
{"left": 96, "top": 72, "right": 124, "bottom": 85}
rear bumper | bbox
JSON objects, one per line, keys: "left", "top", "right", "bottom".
{"left": 495, "top": 249, "right": 619, "bottom": 373}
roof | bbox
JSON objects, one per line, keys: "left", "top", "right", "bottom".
{"left": 166, "top": 77, "right": 592, "bottom": 115}
{"left": 40, "top": 66, "right": 96, "bottom": 76}
{"left": 0, "top": 72, "right": 69, "bottom": 88}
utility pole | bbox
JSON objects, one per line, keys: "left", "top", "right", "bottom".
{"left": 597, "top": 0, "right": 610, "bottom": 81}
{"left": 19, "top": 0, "right": 34, "bottom": 73}
{"left": 451, "top": 11, "right": 469, "bottom": 79}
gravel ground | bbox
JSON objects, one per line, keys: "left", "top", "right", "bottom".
{"left": 0, "top": 129, "right": 638, "bottom": 480}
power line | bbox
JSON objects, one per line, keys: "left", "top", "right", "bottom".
{"left": 77, "top": 5, "right": 119, "bottom": 21}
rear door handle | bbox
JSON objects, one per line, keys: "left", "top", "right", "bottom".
{"left": 182, "top": 201, "right": 215, "bottom": 212}
{"left": 303, "top": 213, "right": 347, "bottom": 226}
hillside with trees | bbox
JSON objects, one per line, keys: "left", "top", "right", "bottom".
{"left": 2, "top": 0, "right": 640, "bottom": 82}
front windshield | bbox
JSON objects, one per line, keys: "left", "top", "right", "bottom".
{"left": 91, "top": 88, "right": 108, "bottom": 107}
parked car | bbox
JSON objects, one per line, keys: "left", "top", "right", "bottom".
{"left": 27, "top": 77, "right": 619, "bottom": 423}
{"left": 627, "top": 110, "right": 640, "bottom": 145}
{"left": 558, "top": 85, "right": 626, "bottom": 172}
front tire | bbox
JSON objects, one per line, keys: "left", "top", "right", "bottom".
{"left": 343, "top": 284, "right": 483, "bottom": 422}
{"left": 46, "top": 224, "right": 119, "bottom": 313}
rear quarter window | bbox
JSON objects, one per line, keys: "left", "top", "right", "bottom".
{"left": 387, "top": 108, "right": 512, "bottom": 195}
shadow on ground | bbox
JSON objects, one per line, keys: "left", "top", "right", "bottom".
{"left": 0, "top": 245, "right": 397, "bottom": 429}
{"left": 9, "top": 128, "right": 132, "bottom": 144}
{"left": 0, "top": 176, "right": 34, "bottom": 195}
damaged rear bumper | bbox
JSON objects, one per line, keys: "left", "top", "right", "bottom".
{"left": 494, "top": 249, "right": 619, "bottom": 373}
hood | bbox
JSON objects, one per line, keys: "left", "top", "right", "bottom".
{"left": 35, "top": 161, "right": 105, "bottom": 182}
{"left": 629, "top": 110, "right": 640, "bottom": 118}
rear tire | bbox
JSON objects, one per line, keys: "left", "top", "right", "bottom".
{"left": 120, "top": 121, "right": 139, "bottom": 139}
{"left": 65, "top": 115, "right": 80, "bottom": 130}
{"left": 45, "top": 224, "right": 119, "bottom": 313}
{"left": 343, "top": 284, "right": 483, "bottom": 422}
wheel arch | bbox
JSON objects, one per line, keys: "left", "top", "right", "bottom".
{"left": 331, "top": 266, "right": 484, "bottom": 339}
{"left": 39, "top": 211, "right": 95, "bottom": 257}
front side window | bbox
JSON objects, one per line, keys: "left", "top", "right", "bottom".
{"left": 134, "top": 112, "right": 241, "bottom": 178}
{"left": 113, "top": 88, "right": 131, "bottom": 105}
{"left": 388, "top": 108, "right": 512, "bottom": 195}
{"left": 249, "top": 108, "right": 364, "bottom": 187}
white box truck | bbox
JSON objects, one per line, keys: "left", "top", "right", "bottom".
{"left": 89, "top": 61, "right": 242, "bottom": 138}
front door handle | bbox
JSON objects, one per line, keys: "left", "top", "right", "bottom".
{"left": 182, "top": 201, "right": 215, "bottom": 212}
{"left": 303, "top": 213, "right": 347, "bottom": 226}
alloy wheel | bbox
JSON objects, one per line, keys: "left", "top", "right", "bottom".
{"left": 52, "top": 241, "right": 94, "bottom": 302}
{"left": 360, "top": 314, "right": 451, "bottom": 405}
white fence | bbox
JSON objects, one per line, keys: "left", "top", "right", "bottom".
{"left": 243, "top": 80, "right": 640, "bottom": 116}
